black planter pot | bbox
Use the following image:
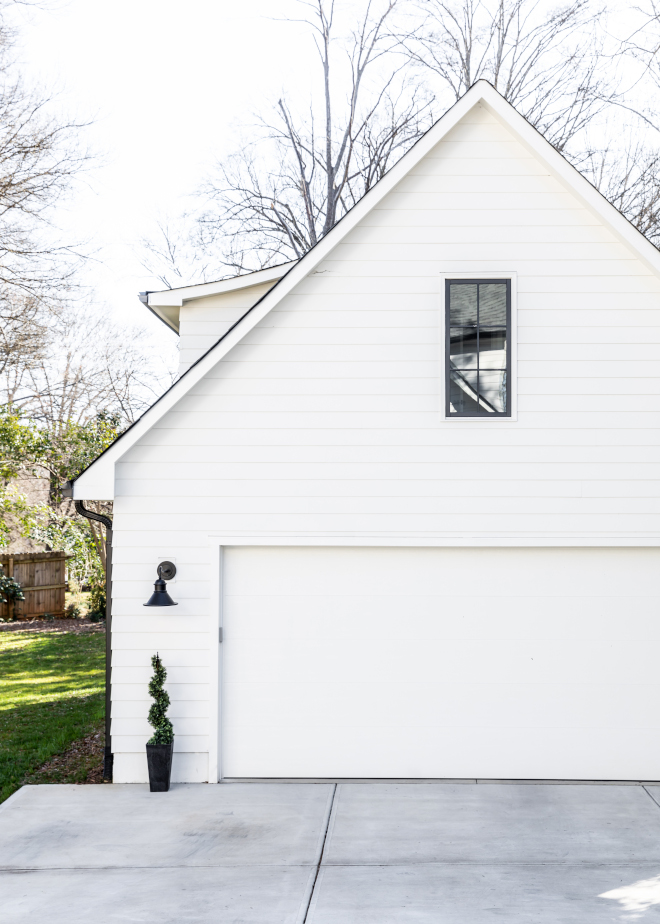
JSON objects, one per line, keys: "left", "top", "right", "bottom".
{"left": 146, "top": 742, "right": 173, "bottom": 792}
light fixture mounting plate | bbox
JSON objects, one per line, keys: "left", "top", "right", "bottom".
{"left": 157, "top": 561, "right": 177, "bottom": 581}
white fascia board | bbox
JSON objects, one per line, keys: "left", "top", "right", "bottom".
{"left": 74, "top": 81, "right": 660, "bottom": 501}
{"left": 73, "top": 468, "right": 114, "bottom": 501}
{"left": 146, "top": 261, "right": 298, "bottom": 309}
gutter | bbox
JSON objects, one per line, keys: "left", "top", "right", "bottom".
{"left": 62, "top": 481, "right": 114, "bottom": 782}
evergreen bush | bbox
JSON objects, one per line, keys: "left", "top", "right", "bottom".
{"left": 88, "top": 583, "right": 106, "bottom": 621}
{"left": 147, "top": 653, "right": 174, "bottom": 745}
{"left": 0, "top": 566, "right": 24, "bottom": 619}
{"left": 65, "top": 601, "right": 81, "bottom": 618}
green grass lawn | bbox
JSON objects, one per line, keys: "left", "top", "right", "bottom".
{"left": 0, "top": 629, "right": 105, "bottom": 804}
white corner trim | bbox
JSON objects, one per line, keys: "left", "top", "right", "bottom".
{"left": 208, "top": 541, "right": 222, "bottom": 784}
{"left": 439, "top": 272, "right": 517, "bottom": 423}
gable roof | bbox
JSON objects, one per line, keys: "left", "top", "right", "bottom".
{"left": 74, "top": 79, "right": 660, "bottom": 499}
{"left": 142, "top": 261, "right": 298, "bottom": 334}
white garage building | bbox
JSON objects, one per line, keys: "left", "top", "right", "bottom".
{"left": 73, "top": 81, "right": 660, "bottom": 783}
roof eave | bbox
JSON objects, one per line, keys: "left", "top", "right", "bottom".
{"left": 145, "top": 261, "right": 298, "bottom": 309}
{"left": 145, "top": 301, "right": 180, "bottom": 334}
{"left": 139, "top": 261, "right": 298, "bottom": 337}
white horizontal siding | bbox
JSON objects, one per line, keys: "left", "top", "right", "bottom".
{"left": 113, "top": 513, "right": 660, "bottom": 532}
{"left": 117, "top": 718, "right": 208, "bottom": 736}
{"left": 333, "top": 241, "right": 634, "bottom": 260}
{"left": 396, "top": 173, "right": 565, "bottom": 193}
{"left": 134, "top": 411, "right": 658, "bottom": 427}
{"left": 291, "top": 275, "right": 658, "bottom": 294}
{"left": 113, "top": 736, "right": 208, "bottom": 752}
{"left": 114, "top": 752, "right": 207, "bottom": 784}
{"left": 112, "top": 666, "right": 209, "bottom": 684}
{"left": 310, "top": 259, "right": 644, "bottom": 277}
{"left": 113, "top": 497, "right": 660, "bottom": 516}
{"left": 120, "top": 446, "right": 660, "bottom": 463}
{"left": 121, "top": 444, "right": 660, "bottom": 463}
{"left": 271, "top": 292, "right": 660, "bottom": 310}
{"left": 345, "top": 225, "right": 618, "bottom": 244}
{"left": 361, "top": 209, "right": 601, "bottom": 227}
{"left": 109, "top": 101, "right": 660, "bottom": 781}
{"left": 112, "top": 700, "right": 208, "bottom": 718}
{"left": 115, "top": 475, "right": 660, "bottom": 497}
{"left": 112, "top": 683, "right": 209, "bottom": 699}
{"left": 177, "top": 280, "right": 277, "bottom": 374}
{"left": 110, "top": 624, "right": 209, "bottom": 647}
{"left": 115, "top": 461, "right": 660, "bottom": 479}
{"left": 133, "top": 424, "right": 660, "bottom": 446}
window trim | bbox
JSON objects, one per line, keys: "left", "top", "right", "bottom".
{"left": 441, "top": 273, "right": 517, "bottom": 422}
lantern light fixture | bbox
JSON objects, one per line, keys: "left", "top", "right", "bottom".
{"left": 144, "top": 561, "right": 178, "bottom": 607}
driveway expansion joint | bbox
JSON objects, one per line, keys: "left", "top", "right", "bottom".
{"left": 300, "top": 783, "right": 337, "bottom": 924}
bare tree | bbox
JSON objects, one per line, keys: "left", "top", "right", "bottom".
{"left": 194, "top": 0, "right": 433, "bottom": 274}
{"left": 618, "top": 0, "right": 660, "bottom": 91}
{"left": 23, "top": 306, "right": 175, "bottom": 428}
{"left": 143, "top": 0, "right": 660, "bottom": 281}
{"left": 582, "top": 139, "right": 660, "bottom": 246}
{"left": 0, "top": 290, "right": 49, "bottom": 404}
{"left": 140, "top": 216, "right": 216, "bottom": 290}
{"left": 0, "top": 6, "right": 90, "bottom": 301}
{"left": 0, "top": 301, "right": 175, "bottom": 428}
{"left": 395, "top": 0, "right": 618, "bottom": 155}
{"left": 0, "top": 0, "right": 93, "bottom": 430}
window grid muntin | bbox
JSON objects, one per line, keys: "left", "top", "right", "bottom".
{"left": 445, "top": 278, "right": 511, "bottom": 417}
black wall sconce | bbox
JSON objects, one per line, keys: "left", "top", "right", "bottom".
{"left": 144, "top": 561, "right": 178, "bottom": 607}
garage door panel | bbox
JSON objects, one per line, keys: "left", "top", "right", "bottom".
{"left": 221, "top": 546, "right": 660, "bottom": 779}
{"left": 225, "top": 546, "right": 659, "bottom": 598}
{"left": 223, "top": 681, "right": 658, "bottom": 730}
{"left": 223, "top": 637, "right": 655, "bottom": 685}
{"left": 223, "top": 723, "right": 660, "bottom": 780}
{"left": 224, "top": 594, "right": 660, "bottom": 641}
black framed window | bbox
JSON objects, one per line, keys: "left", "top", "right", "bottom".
{"left": 445, "top": 279, "right": 511, "bottom": 417}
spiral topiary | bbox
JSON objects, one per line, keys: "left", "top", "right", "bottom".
{"left": 147, "top": 653, "right": 174, "bottom": 745}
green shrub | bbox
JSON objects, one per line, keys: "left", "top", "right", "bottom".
{"left": 147, "top": 654, "right": 174, "bottom": 745}
{"left": 87, "top": 584, "right": 106, "bottom": 621}
{"left": 0, "top": 566, "right": 24, "bottom": 621}
{"left": 65, "top": 602, "right": 81, "bottom": 619}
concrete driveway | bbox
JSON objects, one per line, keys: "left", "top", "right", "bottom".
{"left": 2, "top": 781, "right": 660, "bottom": 922}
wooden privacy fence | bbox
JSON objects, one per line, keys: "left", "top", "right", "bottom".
{"left": 0, "top": 551, "right": 70, "bottom": 620}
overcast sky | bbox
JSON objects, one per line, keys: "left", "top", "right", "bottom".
{"left": 9, "top": 0, "right": 648, "bottom": 365}
{"left": 11, "top": 0, "right": 315, "bottom": 359}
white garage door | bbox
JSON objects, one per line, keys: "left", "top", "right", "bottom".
{"left": 221, "top": 546, "right": 660, "bottom": 780}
